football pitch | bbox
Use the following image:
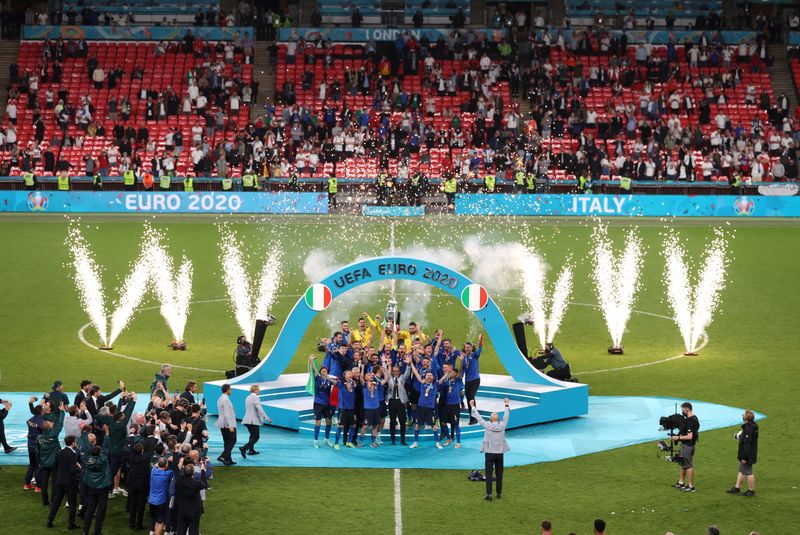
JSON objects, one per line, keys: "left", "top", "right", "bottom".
{"left": 0, "top": 214, "right": 798, "bottom": 534}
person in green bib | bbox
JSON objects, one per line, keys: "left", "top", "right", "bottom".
{"left": 484, "top": 172, "right": 496, "bottom": 194}
{"left": 183, "top": 176, "right": 194, "bottom": 192}
{"left": 159, "top": 174, "right": 171, "bottom": 191}
{"left": 327, "top": 173, "right": 337, "bottom": 208}
{"left": 525, "top": 172, "right": 536, "bottom": 194}
{"left": 376, "top": 171, "right": 389, "bottom": 206}
{"left": 221, "top": 176, "right": 233, "bottom": 191}
{"left": 57, "top": 173, "right": 70, "bottom": 191}
{"left": 443, "top": 174, "right": 457, "bottom": 209}
{"left": 242, "top": 171, "right": 258, "bottom": 191}
{"left": 23, "top": 170, "right": 37, "bottom": 190}
{"left": 578, "top": 174, "right": 592, "bottom": 192}
{"left": 619, "top": 176, "right": 632, "bottom": 192}
{"left": 92, "top": 174, "right": 103, "bottom": 191}
{"left": 123, "top": 169, "right": 137, "bottom": 191}
{"left": 288, "top": 171, "right": 299, "bottom": 191}
{"left": 514, "top": 169, "right": 526, "bottom": 194}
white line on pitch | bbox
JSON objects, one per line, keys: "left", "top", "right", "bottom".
{"left": 394, "top": 469, "right": 403, "bottom": 535}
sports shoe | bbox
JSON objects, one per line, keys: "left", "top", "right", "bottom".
{"left": 435, "top": 442, "right": 443, "bottom": 450}
{"left": 409, "top": 442, "right": 419, "bottom": 449}
{"left": 333, "top": 444, "right": 340, "bottom": 451}
{"left": 682, "top": 486, "right": 696, "bottom": 493}
{"left": 743, "top": 490, "right": 756, "bottom": 497}
{"left": 324, "top": 439, "right": 332, "bottom": 447}
{"left": 672, "top": 481, "right": 685, "bottom": 489}
{"left": 24, "top": 484, "right": 35, "bottom": 491}
{"left": 345, "top": 442, "right": 355, "bottom": 449}
{"left": 370, "top": 442, "right": 378, "bottom": 448}
{"left": 726, "top": 487, "right": 740, "bottom": 494}
{"left": 313, "top": 440, "right": 319, "bottom": 448}
{"left": 34, "top": 487, "right": 42, "bottom": 493}
{"left": 118, "top": 488, "right": 128, "bottom": 497}
{"left": 454, "top": 443, "right": 461, "bottom": 449}
{"left": 442, "top": 439, "right": 452, "bottom": 447}
{"left": 484, "top": 494, "right": 492, "bottom": 501}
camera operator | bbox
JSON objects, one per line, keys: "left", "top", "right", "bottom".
{"left": 529, "top": 343, "right": 573, "bottom": 381}
{"left": 727, "top": 409, "right": 759, "bottom": 497}
{"left": 235, "top": 335, "right": 259, "bottom": 376}
{"left": 671, "top": 402, "right": 700, "bottom": 493}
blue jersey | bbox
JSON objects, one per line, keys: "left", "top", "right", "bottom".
{"left": 26, "top": 414, "right": 44, "bottom": 448}
{"left": 413, "top": 365, "right": 438, "bottom": 391}
{"left": 376, "top": 382, "right": 385, "bottom": 402}
{"left": 444, "top": 378, "right": 464, "bottom": 405}
{"left": 148, "top": 467, "right": 174, "bottom": 506}
{"left": 462, "top": 346, "right": 482, "bottom": 382}
{"left": 322, "top": 350, "right": 353, "bottom": 379}
{"left": 436, "top": 347, "right": 461, "bottom": 370}
{"left": 337, "top": 382, "right": 356, "bottom": 410}
{"left": 418, "top": 381, "right": 438, "bottom": 408}
{"left": 314, "top": 376, "right": 334, "bottom": 406}
{"left": 363, "top": 385, "right": 380, "bottom": 409}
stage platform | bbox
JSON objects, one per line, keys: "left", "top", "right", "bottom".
{"left": 204, "top": 373, "right": 588, "bottom": 440}
{"left": 0, "top": 393, "right": 765, "bottom": 470}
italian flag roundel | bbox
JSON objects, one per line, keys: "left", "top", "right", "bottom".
{"left": 305, "top": 284, "right": 332, "bottom": 311}
{"left": 461, "top": 284, "right": 489, "bottom": 311}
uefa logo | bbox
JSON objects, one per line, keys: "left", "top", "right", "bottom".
{"left": 26, "top": 192, "right": 49, "bottom": 211}
{"left": 733, "top": 196, "right": 754, "bottom": 216}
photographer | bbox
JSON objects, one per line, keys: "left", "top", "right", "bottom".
{"left": 235, "top": 336, "right": 259, "bottom": 376}
{"left": 529, "top": 343, "right": 573, "bottom": 381}
{"left": 727, "top": 410, "right": 759, "bottom": 497}
{"left": 671, "top": 402, "right": 700, "bottom": 493}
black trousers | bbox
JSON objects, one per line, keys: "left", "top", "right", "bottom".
{"left": 0, "top": 420, "right": 10, "bottom": 448}
{"left": 176, "top": 513, "right": 202, "bottom": 535}
{"left": 48, "top": 481, "right": 78, "bottom": 525}
{"left": 547, "top": 365, "right": 571, "bottom": 381}
{"left": 128, "top": 485, "right": 148, "bottom": 527}
{"left": 25, "top": 445, "right": 39, "bottom": 485}
{"left": 243, "top": 424, "right": 260, "bottom": 452}
{"left": 83, "top": 487, "right": 109, "bottom": 535}
{"left": 328, "top": 191, "right": 336, "bottom": 208}
{"left": 465, "top": 379, "right": 480, "bottom": 421}
{"left": 388, "top": 399, "right": 407, "bottom": 442}
{"left": 39, "top": 465, "right": 54, "bottom": 504}
{"left": 485, "top": 453, "right": 504, "bottom": 496}
{"left": 220, "top": 428, "right": 237, "bottom": 461}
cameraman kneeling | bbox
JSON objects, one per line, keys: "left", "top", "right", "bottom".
{"left": 530, "top": 343, "right": 572, "bottom": 381}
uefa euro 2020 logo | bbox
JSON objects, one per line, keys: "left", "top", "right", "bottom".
{"left": 733, "top": 196, "right": 754, "bottom": 216}
{"left": 26, "top": 192, "right": 49, "bottom": 211}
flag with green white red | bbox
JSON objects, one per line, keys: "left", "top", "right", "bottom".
{"left": 461, "top": 284, "right": 488, "bottom": 311}
{"left": 305, "top": 283, "right": 332, "bottom": 311}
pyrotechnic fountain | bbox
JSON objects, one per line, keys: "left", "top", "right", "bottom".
{"left": 147, "top": 229, "right": 194, "bottom": 350}
{"left": 663, "top": 229, "right": 730, "bottom": 355}
{"left": 67, "top": 223, "right": 195, "bottom": 349}
{"left": 66, "top": 224, "right": 110, "bottom": 348}
{"left": 218, "top": 225, "right": 283, "bottom": 340}
{"left": 590, "top": 224, "right": 644, "bottom": 354}
{"left": 519, "top": 251, "right": 574, "bottom": 350}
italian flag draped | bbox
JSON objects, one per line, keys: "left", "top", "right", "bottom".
{"left": 305, "top": 284, "right": 332, "bottom": 311}
{"left": 461, "top": 284, "right": 489, "bottom": 311}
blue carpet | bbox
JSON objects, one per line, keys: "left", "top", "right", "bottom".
{"left": 0, "top": 393, "right": 764, "bottom": 470}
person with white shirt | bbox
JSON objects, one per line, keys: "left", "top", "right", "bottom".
{"left": 239, "top": 385, "right": 271, "bottom": 458}
{"left": 215, "top": 384, "right": 237, "bottom": 466}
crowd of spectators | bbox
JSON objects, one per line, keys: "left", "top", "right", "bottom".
{"left": 9, "top": 367, "right": 214, "bottom": 534}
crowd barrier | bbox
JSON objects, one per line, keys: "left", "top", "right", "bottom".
{"left": 0, "top": 191, "right": 328, "bottom": 214}
{"left": 22, "top": 25, "right": 255, "bottom": 41}
{"left": 278, "top": 27, "right": 765, "bottom": 45}
{"left": 277, "top": 27, "right": 506, "bottom": 43}
{"left": 455, "top": 194, "right": 800, "bottom": 217}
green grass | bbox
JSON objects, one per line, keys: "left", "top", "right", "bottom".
{"left": 0, "top": 214, "right": 798, "bottom": 534}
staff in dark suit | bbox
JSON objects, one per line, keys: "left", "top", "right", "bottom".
{"left": 174, "top": 458, "right": 208, "bottom": 535}
{"left": 215, "top": 384, "right": 237, "bottom": 465}
{"left": 47, "top": 435, "right": 81, "bottom": 529}
{"left": 470, "top": 398, "right": 511, "bottom": 501}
